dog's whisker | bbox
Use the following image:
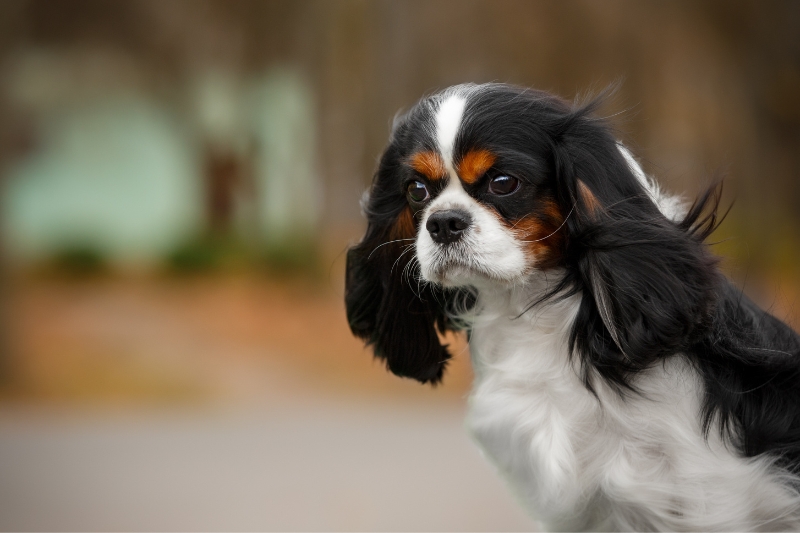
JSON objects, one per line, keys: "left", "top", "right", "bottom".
{"left": 518, "top": 204, "right": 575, "bottom": 243}
{"left": 367, "top": 238, "right": 416, "bottom": 260}
{"left": 390, "top": 244, "right": 416, "bottom": 274}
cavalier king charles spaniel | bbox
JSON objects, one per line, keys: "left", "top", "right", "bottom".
{"left": 345, "top": 83, "right": 800, "bottom": 531}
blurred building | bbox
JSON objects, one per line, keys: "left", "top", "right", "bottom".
{"left": 0, "top": 0, "right": 797, "bottom": 271}
{"left": 1, "top": 52, "right": 319, "bottom": 266}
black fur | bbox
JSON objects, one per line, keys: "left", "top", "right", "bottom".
{"left": 346, "top": 83, "right": 800, "bottom": 469}
{"left": 695, "top": 281, "right": 800, "bottom": 471}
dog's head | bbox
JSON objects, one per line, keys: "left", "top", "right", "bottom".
{"left": 346, "top": 83, "right": 719, "bottom": 387}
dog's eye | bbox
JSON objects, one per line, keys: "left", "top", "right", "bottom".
{"left": 488, "top": 175, "right": 520, "bottom": 196}
{"left": 407, "top": 181, "right": 430, "bottom": 203}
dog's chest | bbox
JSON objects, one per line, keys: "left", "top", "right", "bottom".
{"left": 464, "top": 299, "right": 609, "bottom": 527}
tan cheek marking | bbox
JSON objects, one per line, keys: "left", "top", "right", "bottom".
{"left": 409, "top": 151, "right": 446, "bottom": 181}
{"left": 457, "top": 149, "right": 496, "bottom": 184}
{"left": 390, "top": 206, "right": 416, "bottom": 241}
{"left": 501, "top": 199, "right": 565, "bottom": 269}
{"left": 578, "top": 180, "right": 602, "bottom": 218}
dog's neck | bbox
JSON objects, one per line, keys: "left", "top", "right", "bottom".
{"left": 465, "top": 269, "right": 572, "bottom": 325}
{"left": 463, "top": 270, "right": 580, "bottom": 382}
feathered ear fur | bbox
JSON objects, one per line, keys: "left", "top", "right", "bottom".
{"left": 345, "top": 144, "right": 457, "bottom": 384}
{"left": 550, "top": 101, "right": 721, "bottom": 391}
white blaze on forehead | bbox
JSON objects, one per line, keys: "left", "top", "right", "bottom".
{"left": 434, "top": 93, "right": 467, "bottom": 178}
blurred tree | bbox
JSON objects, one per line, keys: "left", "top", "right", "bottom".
{"left": 0, "top": 0, "right": 35, "bottom": 383}
{"left": 204, "top": 146, "right": 245, "bottom": 235}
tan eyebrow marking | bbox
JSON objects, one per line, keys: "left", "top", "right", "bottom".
{"left": 408, "top": 151, "right": 447, "bottom": 181}
{"left": 457, "top": 149, "right": 496, "bottom": 184}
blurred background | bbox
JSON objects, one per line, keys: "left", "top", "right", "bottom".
{"left": 0, "top": 0, "right": 798, "bottom": 530}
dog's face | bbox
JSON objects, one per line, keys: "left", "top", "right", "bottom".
{"left": 346, "top": 83, "right": 718, "bottom": 386}
{"left": 407, "top": 89, "right": 566, "bottom": 288}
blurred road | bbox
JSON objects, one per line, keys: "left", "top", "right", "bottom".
{"left": 0, "top": 398, "right": 534, "bottom": 531}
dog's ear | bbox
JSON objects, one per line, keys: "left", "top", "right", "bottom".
{"left": 345, "top": 144, "right": 455, "bottom": 384}
{"left": 549, "top": 102, "right": 720, "bottom": 390}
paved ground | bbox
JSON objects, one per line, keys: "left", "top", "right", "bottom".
{"left": 0, "top": 398, "right": 534, "bottom": 531}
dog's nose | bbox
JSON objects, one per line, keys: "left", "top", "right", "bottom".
{"left": 426, "top": 209, "right": 472, "bottom": 244}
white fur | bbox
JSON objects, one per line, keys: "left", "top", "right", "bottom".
{"left": 464, "top": 280, "right": 800, "bottom": 531}
{"left": 435, "top": 92, "right": 467, "bottom": 179}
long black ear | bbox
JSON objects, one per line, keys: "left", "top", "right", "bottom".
{"left": 550, "top": 101, "right": 721, "bottom": 391}
{"left": 345, "top": 144, "right": 457, "bottom": 384}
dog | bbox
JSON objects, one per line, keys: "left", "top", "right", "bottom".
{"left": 345, "top": 83, "right": 800, "bottom": 531}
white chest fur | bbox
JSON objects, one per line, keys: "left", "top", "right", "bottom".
{"left": 464, "top": 286, "right": 800, "bottom": 531}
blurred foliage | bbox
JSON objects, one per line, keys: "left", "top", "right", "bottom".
{"left": 259, "top": 237, "right": 321, "bottom": 277}
{"left": 166, "top": 235, "right": 229, "bottom": 273}
{"left": 165, "top": 233, "right": 321, "bottom": 277}
{"left": 41, "top": 243, "right": 109, "bottom": 277}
